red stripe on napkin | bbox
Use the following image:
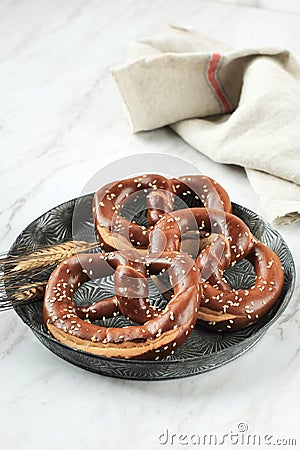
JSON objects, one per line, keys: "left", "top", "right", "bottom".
{"left": 207, "top": 53, "right": 232, "bottom": 113}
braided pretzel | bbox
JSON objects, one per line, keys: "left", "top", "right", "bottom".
{"left": 43, "top": 251, "right": 201, "bottom": 360}
{"left": 149, "top": 207, "right": 284, "bottom": 330}
{"left": 93, "top": 174, "right": 231, "bottom": 253}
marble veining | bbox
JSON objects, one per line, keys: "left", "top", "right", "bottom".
{"left": 0, "top": 1, "right": 299, "bottom": 449}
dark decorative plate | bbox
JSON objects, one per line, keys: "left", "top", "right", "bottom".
{"left": 9, "top": 194, "right": 295, "bottom": 380}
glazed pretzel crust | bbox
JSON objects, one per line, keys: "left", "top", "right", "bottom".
{"left": 44, "top": 251, "right": 201, "bottom": 360}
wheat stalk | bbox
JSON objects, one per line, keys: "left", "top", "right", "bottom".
{"left": 5, "top": 240, "right": 98, "bottom": 272}
{"left": 0, "top": 240, "right": 100, "bottom": 310}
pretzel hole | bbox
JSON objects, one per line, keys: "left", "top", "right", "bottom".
{"left": 175, "top": 192, "right": 204, "bottom": 209}
{"left": 119, "top": 192, "right": 151, "bottom": 227}
{"left": 73, "top": 274, "right": 169, "bottom": 327}
{"left": 120, "top": 191, "right": 204, "bottom": 228}
{"left": 223, "top": 259, "right": 256, "bottom": 290}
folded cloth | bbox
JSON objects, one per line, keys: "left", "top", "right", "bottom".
{"left": 111, "top": 25, "right": 300, "bottom": 226}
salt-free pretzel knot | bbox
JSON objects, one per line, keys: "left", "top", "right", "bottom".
{"left": 93, "top": 174, "right": 232, "bottom": 253}
{"left": 149, "top": 207, "right": 284, "bottom": 331}
{"left": 43, "top": 251, "right": 201, "bottom": 360}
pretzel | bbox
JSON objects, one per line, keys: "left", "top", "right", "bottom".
{"left": 93, "top": 174, "right": 231, "bottom": 253}
{"left": 43, "top": 251, "right": 201, "bottom": 360}
{"left": 149, "top": 207, "right": 284, "bottom": 330}
{"left": 197, "top": 237, "right": 284, "bottom": 330}
{"left": 171, "top": 175, "right": 232, "bottom": 213}
{"left": 149, "top": 207, "right": 252, "bottom": 263}
{"left": 93, "top": 175, "right": 174, "bottom": 252}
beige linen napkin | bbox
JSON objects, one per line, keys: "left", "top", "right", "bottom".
{"left": 112, "top": 25, "right": 300, "bottom": 226}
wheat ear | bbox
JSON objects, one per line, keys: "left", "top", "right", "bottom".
{"left": 0, "top": 240, "right": 100, "bottom": 310}
{"left": 9, "top": 240, "right": 98, "bottom": 273}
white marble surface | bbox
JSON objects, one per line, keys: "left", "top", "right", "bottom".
{"left": 0, "top": 1, "right": 299, "bottom": 449}
{"left": 217, "top": 0, "right": 300, "bottom": 15}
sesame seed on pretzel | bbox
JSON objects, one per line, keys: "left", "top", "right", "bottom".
{"left": 93, "top": 174, "right": 231, "bottom": 253}
{"left": 149, "top": 207, "right": 284, "bottom": 330}
{"left": 44, "top": 251, "right": 201, "bottom": 360}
